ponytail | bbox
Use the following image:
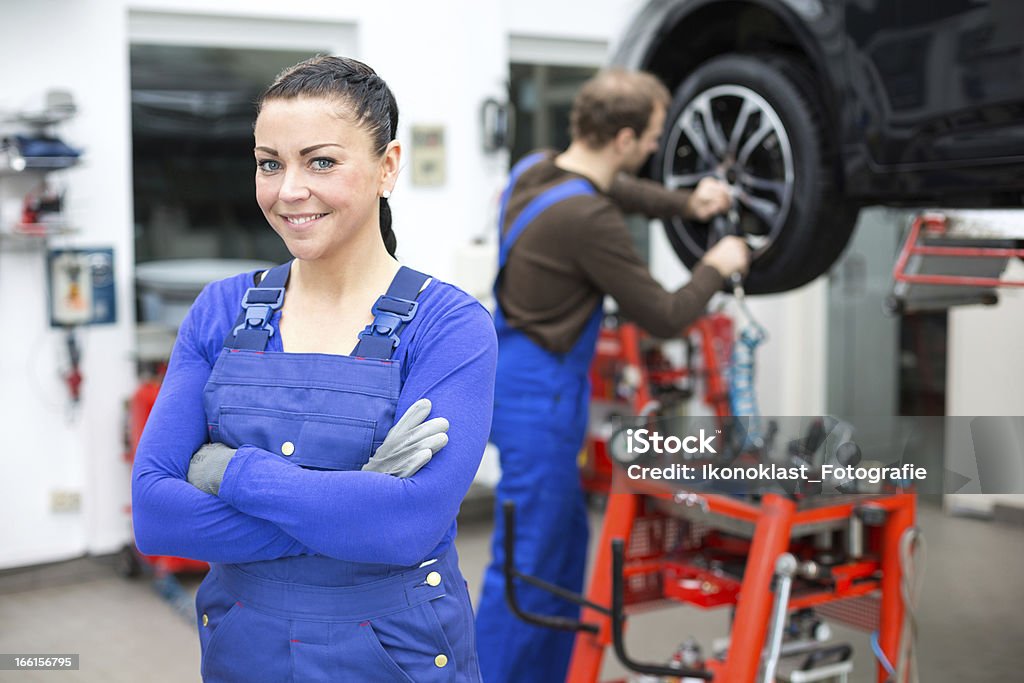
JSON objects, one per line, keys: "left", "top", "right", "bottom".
{"left": 379, "top": 197, "right": 397, "bottom": 257}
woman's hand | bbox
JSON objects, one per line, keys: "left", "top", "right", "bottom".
{"left": 362, "top": 398, "right": 449, "bottom": 478}
{"left": 188, "top": 443, "right": 237, "bottom": 495}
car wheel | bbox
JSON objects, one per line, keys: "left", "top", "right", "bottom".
{"left": 653, "top": 54, "right": 859, "bottom": 293}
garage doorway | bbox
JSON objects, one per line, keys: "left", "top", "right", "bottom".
{"left": 127, "top": 12, "right": 356, "bottom": 264}
{"left": 508, "top": 62, "right": 597, "bottom": 165}
{"left": 130, "top": 44, "right": 314, "bottom": 264}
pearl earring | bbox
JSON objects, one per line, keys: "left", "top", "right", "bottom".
{"left": 381, "top": 190, "right": 391, "bottom": 200}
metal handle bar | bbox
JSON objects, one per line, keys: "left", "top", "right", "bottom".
{"left": 611, "top": 539, "right": 714, "bottom": 680}
{"left": 502, "top": 501, "right": 607, "bottom": 634}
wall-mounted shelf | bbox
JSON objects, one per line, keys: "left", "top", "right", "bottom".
{"left": 2, "top": 110, "right": 76, "bottom": 129}
{"left": 0, "top": 90, "right": 77, "bottom": 130}
{"left": 3, "top": 222, "right": 77, "bottom": 236}
{"left": 0, "top": 92, "right": 81, "bottom": 251}
{"left": 0, "top": 224, "right": 78, "bottom": 250}
{"left": 0, "top": 146, "right": 81, "bottom": 176}
{"left": 4, "top": 156, "right": 80, "bottom": 173}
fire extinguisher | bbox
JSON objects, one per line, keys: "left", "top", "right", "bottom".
{"left": 64, "top": 327, "right": 83, "bottom": 403}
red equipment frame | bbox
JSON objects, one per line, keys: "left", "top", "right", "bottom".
{"left": 893, "top": 212, "right": 1024, "bottom": 288}
{"left": 568, "top": 486, "right": 915, "bottom": 683}
{"left": 580, "top": 314, "right": 734, "bottom": 494}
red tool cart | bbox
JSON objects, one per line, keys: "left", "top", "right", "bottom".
{"left": 508, "top": 442, "right": 918, "bottom": 682}
{"left": 564, "top": 488, "right": 916, "bottom": 683}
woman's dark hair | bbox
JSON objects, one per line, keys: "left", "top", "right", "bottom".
{"left": 257, "top": 55, "right": 400, "bottom": 256}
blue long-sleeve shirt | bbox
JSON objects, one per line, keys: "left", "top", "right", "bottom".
{"left": 131, "top": 270, "right": 497, "bottom": 567}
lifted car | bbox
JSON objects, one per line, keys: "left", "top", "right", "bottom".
{"left": 613, "top": 0, "right": 1024, "bottom": 293}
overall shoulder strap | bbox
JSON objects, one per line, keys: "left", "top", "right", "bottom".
{"left": 223, "top": 261, "right": 291, "bottom": 351}
{"left": 498, "top": 177, "right": 595, "bottom": 270}
{"left": 491, "top": 175, "right": 596, "bottom": 322}
{"left": 352, "top": 266, "right": 431, "bottom": 359}
{"left": 497, "top": 151, "right": 548, "bottom": 234}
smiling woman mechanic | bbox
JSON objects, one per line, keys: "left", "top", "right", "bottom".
{"left": 131, "top": 56, "right": 496, "bottom": 682}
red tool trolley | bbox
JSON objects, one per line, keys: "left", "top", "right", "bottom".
{"left": 562, "top": 488, "right": 916, "bottom": 683}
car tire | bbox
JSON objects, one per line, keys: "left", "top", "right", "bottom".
{"left": 653, "top": 54, "right": 859, "bottom": 293}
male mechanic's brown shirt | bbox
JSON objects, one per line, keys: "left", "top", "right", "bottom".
{"left": 497, "top": 151, "right": 725, "bottom": 353}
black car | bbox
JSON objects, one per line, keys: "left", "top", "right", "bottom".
{"left": 613, "top": 0, "right": 1024, "bottom": 293}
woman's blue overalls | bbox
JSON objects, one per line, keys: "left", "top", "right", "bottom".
{"left": 475, "top": 153, "right": 602, "bottom": 683}
{"left": 196, "top": 262, "right": 480, "bottom": 682}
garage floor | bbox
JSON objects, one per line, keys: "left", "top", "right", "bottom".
{"left": 1, "top": 502, "right": 1022, "bottom": 682}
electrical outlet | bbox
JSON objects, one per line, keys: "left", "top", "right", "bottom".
{"left": 51, "top": 490, "right": 82, "bottom": 513}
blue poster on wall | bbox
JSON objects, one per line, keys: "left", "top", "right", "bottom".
{"left": 47, "top": 247, "right": 117, "bottom": 327}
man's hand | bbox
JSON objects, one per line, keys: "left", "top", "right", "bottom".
{"left": 702, "top": 235, "right": 751, "bottom": 279}
{"left": 188, "top": 442, "right": 237, "bottom": 495}
{"left": 685, "top": 177, "right": 733, "bottom": 221}
{"left": 362, "top": 398, "right": 449, "bottom": 478}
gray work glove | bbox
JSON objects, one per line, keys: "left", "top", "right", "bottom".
{"left": 362, "top": 398, "right": 449, "bottom": 478}
{"left": 186, "top": 399, "right": 448, "bottom": 495}
{"left": 187, "top": 442, "right": 237, "bottom": 496}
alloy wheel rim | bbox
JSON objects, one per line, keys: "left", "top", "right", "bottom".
{"left": 661, "top": 84, "right": 795, "bottom": 259}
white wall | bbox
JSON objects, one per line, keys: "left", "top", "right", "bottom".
{"left": 502, "top": 0, "right": 638, "bottom": 43}
{"left": 361, "top": 1, "right": 508, "bottom": 283}
{"left": 947, "top": 260, "right": 1024, "bottom": 416}
{"left": 946, "top": 258, "right": 1024, "bottom": 514}
{"left": 0, "top": 0, "right": 510, "bottom": 570}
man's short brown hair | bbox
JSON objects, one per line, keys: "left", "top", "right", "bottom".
{"left": 569, "top": 69, "right": 671, "bottom": 148}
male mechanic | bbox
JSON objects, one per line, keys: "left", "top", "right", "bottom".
{"left": 475, "top": 68, "right": 750, "bottom": 683}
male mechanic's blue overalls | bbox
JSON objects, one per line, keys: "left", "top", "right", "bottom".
{"left": 476, "top": 153, "right": 602, "bottom": 683}
{"left": 196, "top": 262, "right": 480, "bottom": 682}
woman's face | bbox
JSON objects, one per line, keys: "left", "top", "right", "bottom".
{"left": 253, "top": 96, "right": 398, "bottom": 261}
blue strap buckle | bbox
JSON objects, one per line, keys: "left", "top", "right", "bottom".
{"left": 234, "top": 286, "right": 285, "bottom": 337}
{"left": 373, "top": 294, "right": 418, "bottom": 321}
{"left": 357, "top": 294, "right": 419, "bottom": 350}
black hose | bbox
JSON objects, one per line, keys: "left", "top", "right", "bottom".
{"left": 611, "top": 539, "right": 713, "bottom": 680}
{"left": 502, "top": 501, "right": 601, "bottom": 633}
